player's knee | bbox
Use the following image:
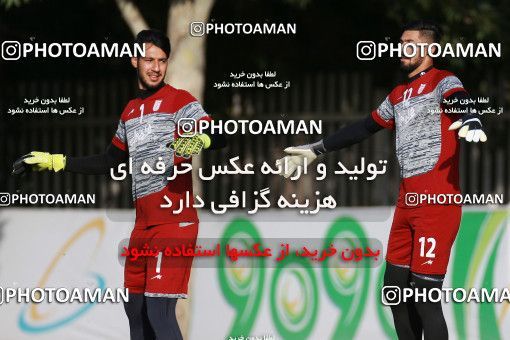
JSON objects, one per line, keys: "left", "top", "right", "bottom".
{"left": 411, "top": 272, "right": 448, "bottom": 339}
{"left": 411, "top": 272, "right": 444, "bottom": 290}
{"left": 146, "top": 298, "right": 169, "bottom": 323}
{"left": 411, "top": 272, "right": 445, "bottom": 313}
{"left": 384, "top": 262, "right": 410, "bottom": 288}
{"left": 146, "top": 297, "right": 180, "bottom": 334}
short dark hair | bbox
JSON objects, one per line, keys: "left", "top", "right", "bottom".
{"left": 135, "top": 29, "right": 171, "bottom": 58}
{"left": 402, "top": 20, "right": 442, "bottom": 43}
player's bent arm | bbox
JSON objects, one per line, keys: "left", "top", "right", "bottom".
{"left": 12, "top": 144, "right": 128, "bottom": 175}
{"left": 276, "top": 114, "right": 384, "bottom": 178}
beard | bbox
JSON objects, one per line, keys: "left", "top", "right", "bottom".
{"left": 400, "top": 57, "right": 423, "bottom": 74}
{"left": 138, "top": 71, "right": 164, "bottom": 90}
{"left": 400, "top": 61, "right": 419, "bottom": 73}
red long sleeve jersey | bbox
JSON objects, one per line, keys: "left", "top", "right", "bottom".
{"left": 112, "top": 84, "right": 210, "bottom": 226}
{"left": 371, "top": 67, "right": 465, "bottom": 207}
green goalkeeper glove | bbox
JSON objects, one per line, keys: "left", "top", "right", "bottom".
{"left": 12, "top": 151, "right": 66, "bottom": 175}
{"left": 168, "top": 134, "right": 211, "bottom": 158}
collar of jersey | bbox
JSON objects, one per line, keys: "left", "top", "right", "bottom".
{"left": 137, "top": 82, "right": 166, "bottom": 99}
{"left": 407, "top": 66, "right": 434, "bottom": 83}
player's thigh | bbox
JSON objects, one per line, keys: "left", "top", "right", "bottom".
{"left": 124, "top": 226, "right": 149, "bottom": 293}
{"left": 145, "top": 222, "right": 199, "bottom": 296}
{"left": 386, "top": 207, "right": 413, "bottom": 266}
{"left": 410, "top": 205, "right": 462, "bottom": 275}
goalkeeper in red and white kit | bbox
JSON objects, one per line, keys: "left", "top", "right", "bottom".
{"left": 277, "top": 21, "right": 486, "bottom": 340}
{"left": 13, "top": 29, "right": 226, "bottom": 340}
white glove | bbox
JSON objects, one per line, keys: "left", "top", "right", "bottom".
{"left": 276, "top": 143, "right": 322, "bottom": 178}
{"left": 448, "top": 115, "right": 487, "bottom": 143}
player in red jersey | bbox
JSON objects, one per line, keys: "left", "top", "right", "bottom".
{"left": 13, "top": 29, "right": 226, "bottom": 340}
{"left": 277, "top": 21, "right": 486, "bottom": 340}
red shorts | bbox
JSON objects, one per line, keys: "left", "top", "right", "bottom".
{"left": 386, "top": 205, "right": 461, "bottom": 275}
{"left": 124, "top": 222, "right": 199, "bottom": 298}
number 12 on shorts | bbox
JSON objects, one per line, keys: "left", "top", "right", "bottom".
{"left": 419, "top": 237, "right": 436, "bottom": 258}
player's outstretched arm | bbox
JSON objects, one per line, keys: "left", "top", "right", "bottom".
{"left": 446, "top": 91, "right": 487, "bottom": 143}
{"left": 276, "top": 114, "right": 383, "bottom": 178}
{"left": 12, "top": 144, "right": 127, "bottom": 175}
